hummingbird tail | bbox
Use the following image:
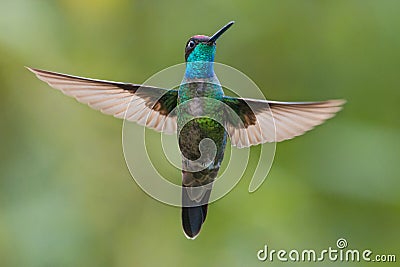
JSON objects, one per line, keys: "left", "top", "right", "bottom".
{"left": 182, "top": 203, "right": 209, "bottom": 239}
{"left": 181, "top": 171, "right": 215, "bottom": 239}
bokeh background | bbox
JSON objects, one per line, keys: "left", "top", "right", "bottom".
{"left": 1, "top": 0, "right": 399, "bottom": 266}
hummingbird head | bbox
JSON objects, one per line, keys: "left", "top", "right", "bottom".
{"left": 185, "top": 21, "right": 234, "bottom": 62}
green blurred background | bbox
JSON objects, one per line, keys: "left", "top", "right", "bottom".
{"left": 1, "top": 0, "right": 399, "bottom": 266}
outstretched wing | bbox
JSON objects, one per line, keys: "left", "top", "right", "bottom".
{"left": 222, "top": 97, "right": 345, "bottom": 148}
{"left": 27, "top": 67, "right": 178, "bottom": 134}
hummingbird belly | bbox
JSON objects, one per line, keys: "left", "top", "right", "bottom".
{"left": 178, "top": 118, "right": 227, "bottom": 173}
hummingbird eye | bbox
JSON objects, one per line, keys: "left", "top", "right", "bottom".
{"left": 187, "top": 40, "right": 196, "bottom": 49}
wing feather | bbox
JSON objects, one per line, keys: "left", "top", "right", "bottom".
{"left": 223, "top": 97, "right": 345, "bottom": 148}
{"left": 27, "top": 67, "right": 178, "bottom": 134}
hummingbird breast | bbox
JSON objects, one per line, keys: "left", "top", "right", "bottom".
{"left": 177, "top": 80, "right": 227, "bottom": 175}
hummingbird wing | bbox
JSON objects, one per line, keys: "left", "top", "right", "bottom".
{"left": 222, "top": 97, "right": 345, "bottom": 148}
{"left": 27, "top": 67, "right": 178, "bottom": 134}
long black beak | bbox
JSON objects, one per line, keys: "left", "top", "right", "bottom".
{"left": 208, "top": 21, "right": 235, "bottom": 44}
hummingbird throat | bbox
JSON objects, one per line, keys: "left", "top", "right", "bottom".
{"left": 185, "top": 44, "right": 216, "bottom": 79}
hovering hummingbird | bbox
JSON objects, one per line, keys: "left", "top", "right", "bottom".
{"left": 27, "top": 21, "right": 345, "bottom": 239}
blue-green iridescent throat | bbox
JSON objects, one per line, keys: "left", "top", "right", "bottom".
{"left": 185, "top": 43, "right": 216, "bottom": 79}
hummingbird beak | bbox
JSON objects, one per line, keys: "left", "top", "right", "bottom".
{"left": 207, "top": 21, "right": 235, "bottom": 44}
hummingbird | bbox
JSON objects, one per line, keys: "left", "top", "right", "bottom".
{"left": 27, "top": 21, "right": 345, "bottom": 239}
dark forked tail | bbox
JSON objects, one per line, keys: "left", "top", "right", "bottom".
{"left": 181, "top": 170, "right": 215, "bottom": 239}
{"left": 182, "top": 189, "right": 211, "bottom": 239}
